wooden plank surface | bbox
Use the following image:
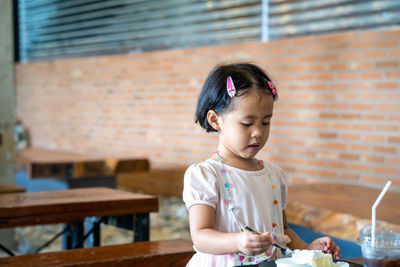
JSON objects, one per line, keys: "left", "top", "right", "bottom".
{"left": 288, "top": 182, "right": 400, "bottom": 225}
{"left": 0, "top": 239, "right": 195, "bottom": 267}
{"left": 0, "top": 187, "right": 158, "bottom": 227}
{"left": 0, "top": 184, "right": 26, "bottom": 194}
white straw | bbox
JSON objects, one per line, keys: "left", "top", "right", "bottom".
{"left": 371, "top": 180, "right": 392, "bottom": 244}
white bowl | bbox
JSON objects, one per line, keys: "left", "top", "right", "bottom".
{"left": 276, "top": 258, "right": 309, "bottom": 267}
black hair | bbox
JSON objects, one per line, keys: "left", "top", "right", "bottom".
{"left": 195, "top": 62, "right": 278, "bottom": 132}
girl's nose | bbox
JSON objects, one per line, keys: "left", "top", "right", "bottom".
{"left": 251, "top": 127, "right": 262, "bottom": 138}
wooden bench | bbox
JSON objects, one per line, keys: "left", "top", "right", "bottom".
{"left": 0, "top": 239, "right": 195, "bottom": 267}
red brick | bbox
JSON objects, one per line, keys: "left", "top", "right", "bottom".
{"left": 375, "top": 103, "right": 399, "bottom": 111}
{"left": 340, "top": 173, "right": 359, "bottom": 181}
{"left": 326, "top": 142, "right": 347, "bottom": 150}
{"left": 319, "top": 132, "right": 337, "bottom": 139}
{"left": 375, "top": 82, "right": 398, "bottom": 90}
{"left": 373, "top": 166, "right": 397, "bottom": 176}
{"left": 319, "top": 54, "right": 339, "bottom": 61}
{"left": 389, "top": 115, "right": 400, "bottom": 121}
{"left": 376, "top": 61, "right": 399, "bottom": 68}
{"left": 360, "top": 93, "right": 383, "bottom": 101}
{"left": 309, "top": 103, "right": 328, "bottom": 109}
{"left": 362, "top": 155, "right": 384, "bottom": 164}
{"left": 328, "top": 161, "right": 347, "bottom": 169}
{"left": 329, "top": 63, "right": 349, "bottom": 71}
{"left": 306, "top": 159, "right": 326, "bottom": 167}
{"left": 361, "top": 72, "right": 382, "bottom": 79}
{"left": 349, "top": 144, "right": 370, "bottom": 152}
{"left": 363, "top": 135, "right": 385, "bottom": 142}
{"left": 317, "top": 74, "right": 334, "bottom": 80}
{"left": 309, "top": 84, "right": 327, "bottom": 90}
{"left": 352, "top": 124, "right": 373, "bottom": 131}
{"left": 340, "top": 153, "right": 360, "bottom": 161}
{"left": 352, "top": 62, "right": 374, "bottom": 70}
{"left": 352, "top": 104, "right": 374, "bottom": 110}
{"left": 308, "top": 65, "right": 327, "bottom": 71}
{"left": 375, "top": 39, "right": 398, "bottom": 48}
{"left": 318, "top": 170, "right": 337, "bottom": 178}
{"left": 320, "top": 113, "right": 339, "bottom": 119}
{"left": 364, "top": 51, "right": 386, "bottom": 58}
{"left": 331, "top": 122, "right": 350, "bottom": 129}
{"left": 340, "top": 52, "right": 362, "bottom": 60}
{"left": 351, "top": 42, "right": 372, "bottom": 50}
{"left": 350, "top": 164, "right": 371, "bottom": 172}
{"left": 388, "top": 136, "right": 400, "bottom": 143}
{"left": 386, "top": 71, "right": 400, "bottom": 79}
{"left": 330, "top": 103, "right": 350, "bottom": 109}
{"left": 339, "top": 133, "right": 360, "bottom": 141}
{"left": 351, "top": 83, "right": 374, "bottom": 90}
{"left": 297, "top": 168, "right": 317, "bottom": 176}
{"left": 376, "top": 124, "right": 399, "bottom": 132}
{"left": 361, "top": 176, "right": 386, "bottom": 185}
{"left": 341, "top": 113, "right": 361, "bottom": 120}
{"left": 386, "top": 93, "right": 400, "bottom": 101}
{"left": 337, "top": 73, "right": 358, "bottom": 80}
{"left": 374, "top": 146, "right": 396, "bottom": 154}
{"left": 363, "top": 114, "right": 385, "bottom": 120}
{"left": 387, "top": 157, "right": 400, "bottom": 165}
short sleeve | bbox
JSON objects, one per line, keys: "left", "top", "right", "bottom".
{"left": 182, "top": 163, "right": 220, "bottom": 210}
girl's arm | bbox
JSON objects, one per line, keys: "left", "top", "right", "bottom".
{"left": 189, "top": 204, "right": 273, "bottom": 255}
{"left": 282, "top": 210, "right": 308, "bottom": 250}
{"left": 282, "top": 210, "right": 341, "bottom": 259}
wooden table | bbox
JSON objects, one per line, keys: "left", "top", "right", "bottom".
{"left": 288, "top": 182, "right": 400, "bottom": 225}
{"left": 0, "top": 187, "right": 158, "bottom": 251}
{"left": 16, "top": 148, "right": 149, "bottom": 179}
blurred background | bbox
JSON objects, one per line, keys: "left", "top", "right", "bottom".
{"left": 2, "top": 0, "right": 400, "bottom": 190}
{"left": 0, "top": 0, "right": 400, "bottom": 259}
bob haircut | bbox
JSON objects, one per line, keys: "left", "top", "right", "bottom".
{"left": 195, "top": 62, "right": 278, "bottom": 132}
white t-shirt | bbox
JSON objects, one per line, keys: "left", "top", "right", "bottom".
{"left": 183, "top": 158, "right": 288, "bottom": 266}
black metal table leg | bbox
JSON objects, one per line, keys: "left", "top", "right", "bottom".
{"left": 85, "top": 216, "right": 101, "bottom": 247}
{"left": 133, "top": 213, "right": 149, "bottom": 242}
{"left": 62, "top": 222, "right": 84, "bottom": 250}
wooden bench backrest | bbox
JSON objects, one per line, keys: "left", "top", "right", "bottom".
{"left": 117, "top": 169, "right": 186, "bottom": 197}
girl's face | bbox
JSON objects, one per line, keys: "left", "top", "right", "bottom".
{"left": 216, "top": 88, "right": 274, "bottom": 163}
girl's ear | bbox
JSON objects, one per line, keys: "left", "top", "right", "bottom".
{"left": 207, "top": 110, "right": 220, "bottom": 131}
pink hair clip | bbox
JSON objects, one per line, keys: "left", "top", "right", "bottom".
{"left": 227, "top": 76, "right": 236, "bottom": 97}
{"left": 268, "top": 81, "right": 276, "bottom": 95}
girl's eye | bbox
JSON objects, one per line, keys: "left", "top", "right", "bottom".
{"left": 241, "top": 123, "right": 252, "bottom": 127}
{"left": 262, "top": 122, "right": 270, "bottom": 126}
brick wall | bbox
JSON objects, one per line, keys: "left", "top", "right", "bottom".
{"left": 16, "top": 29, "right": 400, "bottom": 190}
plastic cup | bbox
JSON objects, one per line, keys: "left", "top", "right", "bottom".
{"left": 358, "top": 225, "right": 400, "bottom": 267}
{"left": 275, "top": 258, "right": 308, "bottom": 267}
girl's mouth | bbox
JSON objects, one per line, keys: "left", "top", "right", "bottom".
{"left": 248, "top": 144, "right": 260, "bottom": 150}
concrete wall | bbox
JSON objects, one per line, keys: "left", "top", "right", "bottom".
{"left": 0, "top": 0, "right": 15, "bottom": 184}
{"left": 15, "top": 29, "right": 400, "bottom": 190}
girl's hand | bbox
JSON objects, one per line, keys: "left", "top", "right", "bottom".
{"left": 237, "top": 231, "right": 274, "bottom": 255}
{"left": 307, "top": 237, "right": 341, "bottom": 259}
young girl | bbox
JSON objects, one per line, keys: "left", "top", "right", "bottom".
{"left": 183, "top": 63, "right": 341, "bottom": 266}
